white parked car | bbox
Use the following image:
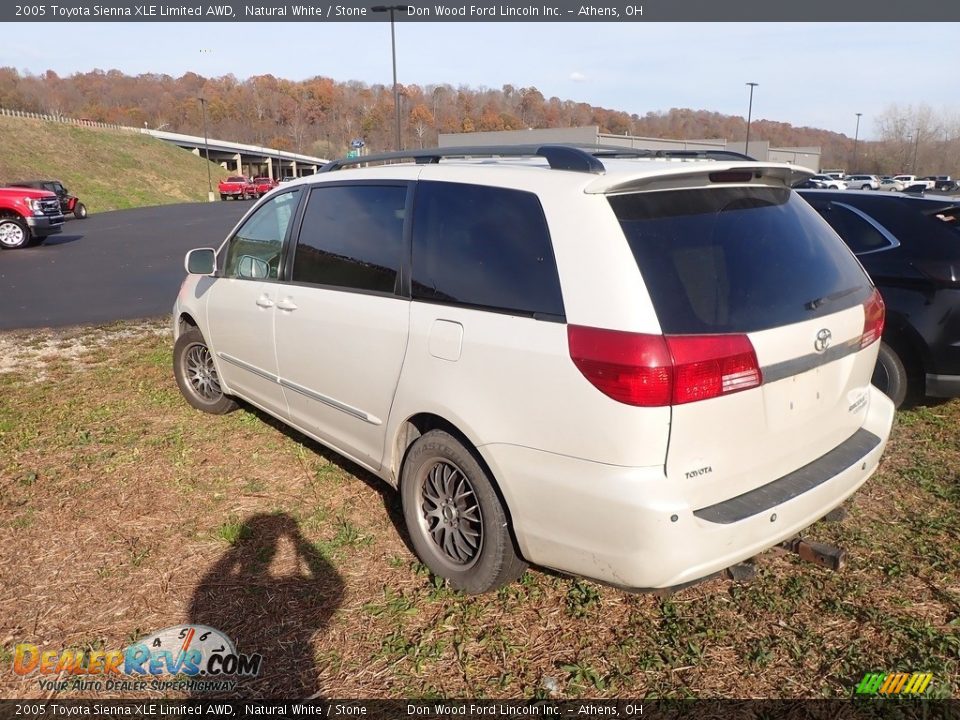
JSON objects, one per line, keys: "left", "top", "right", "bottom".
{"left": 844, "top": 174, "right": 880, "bottom": 190}
{"left": 810, "top": 174, "right": 848, "bottom": 190}
{"left": 172, "top": 145, "right": 895, "bottom": 594}
{"left": 893, "top": 175, "right": 935, "bottom": 191}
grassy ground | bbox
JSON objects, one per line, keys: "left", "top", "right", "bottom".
{"left": 0, "top": 321, "right": 957, "bottom": 699}
{"left": 0, "top": 117, "right": 228, "bottom": 212}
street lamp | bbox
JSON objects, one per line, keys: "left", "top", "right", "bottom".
{"left": 371, "top": 4, "right": 408, "bottom": 152}
{"left": 744, "top": 82, "right": 759, "bottom": 157}
{"left": 852, "top": 112, "right": 862, "bottom": 170}
{"left": 197, "top": 97, "right": 214, "bottom": 202}
{"left": 912, "top": 129, "right": 921, "bottom": 174}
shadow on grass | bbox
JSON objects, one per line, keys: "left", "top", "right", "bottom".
{"left": 188, "top": 512, "right": 345, "bottom": 698}
{"left": 236, "top": 401, "right": 413, "bottom": 556}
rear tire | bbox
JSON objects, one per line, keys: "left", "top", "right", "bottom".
{"left": 872, "top": 341, "right": 909, "bottom": 408}
{"left": 74, "top": 202, "right": 87, "bottom": 219}
{"left": 173, "top": 328, "right": 237, "bottom": 414}
{"left": 0, "top": 217, "right": 30, "bottom": 249}
{"left": 401, "top": 430, "right": 526, "bottom": 594}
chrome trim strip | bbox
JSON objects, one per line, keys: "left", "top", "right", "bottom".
{"left": 218, "top": 354, "right": 383, "bottom": 425}
{"left": 278, "top": 378, "right": 382, "bottom": 426}
{"left": 761, "top": 336, "right": 862, "bottom": 384}
{"left": 217, "top": 352, "right": 279, "bottom": 383}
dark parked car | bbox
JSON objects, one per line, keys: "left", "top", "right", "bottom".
{"left": 798, "top": 189, "right": 960, "bottom": 406}
{"left": 7, "top": 180, "right": 87, "bottom": 219}
{"left": 921, "top": 175, "right": 957, "bottom": 192}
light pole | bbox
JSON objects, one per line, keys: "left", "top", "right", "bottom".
{"left": 744, "top": 82, "right": 759, "bottom": 157}
{"left": 371, "top": 4, "right": 408, "bottom": 151}
{"left": 197, "top": 97, "right": 214, "bottom": 202}
{"left": 912, "top": 129, "right": 920, "bottom": 174}
{"left": 852, "top": 112, "right": 862, "bottom": 170}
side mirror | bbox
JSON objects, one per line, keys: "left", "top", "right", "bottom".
{"left": 237, "top": 254, "right": 269, "bottom": 279}
{"left": 185, "top": 248, "right": 216, "bottom": 275}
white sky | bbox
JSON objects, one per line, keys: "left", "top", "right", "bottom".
{"left": 5, "top": 21, "right": 959, "bottom": 139}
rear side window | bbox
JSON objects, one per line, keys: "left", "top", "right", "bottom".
{"left": 292, "top": 184, "right": 407, "bottom": 295}
{"left": 411, "top": 181, "right": 564, "bottom": 318}
{"left": 609, "top": 187, "right": 872, "bottom": 334}
{"left": 810, "top": 202, "right": 894, "bottom": 254}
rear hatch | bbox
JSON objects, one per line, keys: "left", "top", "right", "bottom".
{"left": 608, "top": 184, "right": 882, "bottom": 511}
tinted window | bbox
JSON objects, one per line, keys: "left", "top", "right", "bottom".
{"left": 411, "top": 181, "right": 564, "bottom": 318}
{"left": 292, "top": 184, "right": 406, "bottom": 294}
{"left": 223, "top": 190, "right": 300, "bottom": 280}
{"left": 609, "top": 187, "right": 872, "bottom": 334}
{"left": 812, "top": 203, "right": 893, "bottom": 254}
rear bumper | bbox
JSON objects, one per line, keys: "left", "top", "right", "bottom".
{"left": 25, "top": 214, "right": 64, "bottom": 236}
{"left": 482, "top": 385, "right": 895, "bottom": 590}
{"left": 926, "top": 373, "right": 960, "bottom": 398}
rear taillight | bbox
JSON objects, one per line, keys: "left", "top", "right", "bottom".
{"left": 860, "top": 289, "right": 885, "bottom": 349}
{"left": 666, "top": 334, "right": 762, "bottom": 405}
{"left": 568, "top": 326, "right": 762, "bottom": 407}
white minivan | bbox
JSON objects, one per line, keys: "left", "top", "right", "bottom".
{"left": 173, "top": 145, "right": 895, "bottom": 594}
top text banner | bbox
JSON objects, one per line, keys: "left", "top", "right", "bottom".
{"left": 4, "top": 0, "right": 960, "bottom": 22}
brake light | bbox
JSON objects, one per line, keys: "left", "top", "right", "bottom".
{"left": 860, "top": 289, "right": 885, "bottom": 349}
{"left": 666, "top": 335, "right": 762, "bottom": 405}
{"left": 709, "top": 171, "right": 754, "bottom": 183}
{"left": 568, "top": 326, "right": 762, "bottom": 407}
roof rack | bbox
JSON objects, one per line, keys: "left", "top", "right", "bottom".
{"left": 319, "top": 144, "right": 606, "bottom": 175}
{"left": 580, "top": 144, "right": 756, "bottom": 162}
{"left": 318, "top": 143, "right": 756, "bottom": 175}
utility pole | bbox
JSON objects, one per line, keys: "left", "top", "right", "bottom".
{"left": 744, "top": 82, "right": 759, "bottom": 157}
{"left": 198, "top": 97, "right": 214, "bottom": 202}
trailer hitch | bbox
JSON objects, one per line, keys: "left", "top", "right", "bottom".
{"left": 778, "top": 537, "right": 846, "bottom": 571}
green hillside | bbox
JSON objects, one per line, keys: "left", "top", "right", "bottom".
{"left": 0, "top": 116, "right": 229, "bottom": 212}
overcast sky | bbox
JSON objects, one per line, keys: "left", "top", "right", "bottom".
{"left": 5, "top": 22, "right": 958, "bottom": 139}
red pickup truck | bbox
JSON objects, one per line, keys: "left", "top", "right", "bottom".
{"left": 0, "top": 186, "right": 65, "bottom": 249}
{"left": 251, "top": 177, "right": 278, "bottom": 198}
{"left": 218, "top": 176, "right": 254, "bottom": 201}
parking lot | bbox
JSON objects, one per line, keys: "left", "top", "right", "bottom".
{"left": 0, "top": 202, "right": 251, "bottom": 331}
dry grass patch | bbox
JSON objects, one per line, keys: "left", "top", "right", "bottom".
{"left": 0, "top": 321, "right": 958, "bottom": 699}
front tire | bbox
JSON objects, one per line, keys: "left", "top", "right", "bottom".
{"left": 873, "top": 341, "right": 909, "bottom": 408}
{"left": 401, "top": 430, "right": 526, "bottom": 594}
{"left": 74, "top": 203, "right": 87, "bottom": 219}
{"left": 173, "top": 328, "right": 237, "bottom": 414}
{"left": 0, "top": 217, "right": 30, "bottom": 249}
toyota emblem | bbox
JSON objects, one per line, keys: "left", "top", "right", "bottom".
{"left": 814, "top": 328, "right": 832, "bottom": 353}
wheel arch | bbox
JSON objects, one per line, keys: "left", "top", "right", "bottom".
{"left": 882, "top": 311, "right": 929, "bottom": 387}
{"left": 391, "top": 411, "right": 527, "bottom": 567}
{"left": 175, "top": 311, "right": 200, "bottom": 341}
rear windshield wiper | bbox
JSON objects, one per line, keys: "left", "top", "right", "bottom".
{"left": 805, "top": 286, "right": 861, "bottom": 311}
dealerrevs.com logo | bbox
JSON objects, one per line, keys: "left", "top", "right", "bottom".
{"left": 12, "top": 625, "right": 261, "bottom": 693}
{"left": 855, "top": 672, "right": 934, "bottom": 696}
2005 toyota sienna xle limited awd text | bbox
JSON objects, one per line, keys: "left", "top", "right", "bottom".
{"left": 172, "top": 145, "right": 896, "bottom": 594}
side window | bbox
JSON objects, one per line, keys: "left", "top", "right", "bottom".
{"left": 223, "top": 190, "right": 300, "bottom": 279}
{"left": 291, "top": 184, "right": 407, "bottom": 294}
{"left": 411, "top": 181, "right": 564, "bottom": 318}
{"left": 813, "top": 202, "right": 894, "bottom": 254}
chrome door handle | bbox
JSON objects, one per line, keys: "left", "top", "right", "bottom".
{"left": 276, "top": 299, "right": 298, "bottom": 311}
{"left": 255, "top": 296, "right": 275, "bottom": 308}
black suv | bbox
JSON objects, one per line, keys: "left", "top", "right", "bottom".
{"left": 798, "top": 189, "right": 960, "bottom": 406}
{"left": 7, "top": 180, "right": 87, "bottom": 219}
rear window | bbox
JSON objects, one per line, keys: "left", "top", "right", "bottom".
{"left": 609, "top": 187, "right": 873, "bottom": 334}
{"left": 226, "top": 176, "right": 246, "bottom": 182}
